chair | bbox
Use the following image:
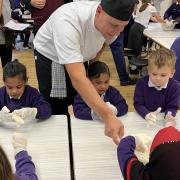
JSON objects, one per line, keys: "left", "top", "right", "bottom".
{"left": 124, "top": 48, "right": 148, "bottom": 77}
{"left": 171, "top": 37, "right": 180, "bottom": 83}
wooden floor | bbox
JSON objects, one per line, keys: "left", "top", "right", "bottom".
{"left": 0, "top": 47, "right": 135, "bottom": 112}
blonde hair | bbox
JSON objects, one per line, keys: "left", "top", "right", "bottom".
{"left": 148, "top": 48, "right": 176, "bottom": 70}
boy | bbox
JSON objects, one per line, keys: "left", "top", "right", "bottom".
{"left": 134, "top": 48, "right": 180, "bottom": 124}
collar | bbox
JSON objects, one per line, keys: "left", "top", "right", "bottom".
{"left": 148, "top": 78, "right": 168, "bottom": 91}
{"left": 9, "top": 96, "right": 21, "bottom": 100}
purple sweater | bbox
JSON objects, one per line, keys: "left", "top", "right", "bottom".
{"left": 134, "top": 76, "right": 180, "bottom": 118}
{"left": 73, "top": 86, "right": 128, "bottom": 120}
{"left": 15, "top": 150, "right": 38, "bottom": 180}
{"left": 164, "top": 2, "right": 180, "bottom": 29}
{"left": 0, "top": 85, "right": 52, "bottom": 119}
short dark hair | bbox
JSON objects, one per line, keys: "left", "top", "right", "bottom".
{"left": 87, "top": 61, "right": 110, "bottom": 79}
{"left": 3, "top": 59, "right": 28, "bottom": 82}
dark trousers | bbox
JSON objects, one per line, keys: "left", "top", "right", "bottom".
{"left": 110, "top": 33, "right": 129, "bottom": 82}
{"left": 0, "top": 44, "right": 12, "bottom": 67}
{"left": 35, "top": 50, "right": 77, "bottom": 115}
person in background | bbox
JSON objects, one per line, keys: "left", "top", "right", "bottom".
{"left": 0, "top": 60, "right": 52, "bottom": 123}
{"left": 0, "top": 133, "right": 38, "bottom": 180}
{"left": 0, "top": 0, "right": 14, "bottom": 67}
{"left": 127, "top": 0, "right": 165, "bottom": 55}
{"left": 164, "top": 0, "right": 180, "bottom": 29}
{"left": 134, "top": 48, "right": 180, "bottom": 125}
{"left": 73, "top": 61, "right": 128, "bottom": 120}
{"left": 33, "top": 0, "right": 137, "bottom": 144}
{"left": 29, "top": 0, "right": 67, "bottom": 36}
{"left": 117, "top": 126, "right": 180, "bottom": 180}
{"left": 11, "top": 0, "right": 32, "bottom": 49}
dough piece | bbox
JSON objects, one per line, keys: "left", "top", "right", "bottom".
{"left": 134, "top": 133, "right": 152, "bottom": 164}
{"left": 11, "top": 112, "right": 24, "bottom": 125}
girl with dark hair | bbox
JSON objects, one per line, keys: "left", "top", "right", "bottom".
{"left": 73, "top": 61, "right": 128, "bottom": 120}
{"left": 0, "top": 133, "right": 38, "bottom": 180}
{"left": 0, "top": 59, "right": 52, "bottom": 124}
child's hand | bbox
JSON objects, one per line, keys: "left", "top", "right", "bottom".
{"left": 145, "top": 107, "right": 161, "bottom": 125}
{"left": 13, "top": 108, "right": 37, "bottom": 120}
{"left": 106, "top": 102, "right": 117, "bottom": 115}
{"left": 134, "top": 135, "right": 148, "bottom": 153}
{"left": 12, "top": 133, "right": 27, "bottom": 155}
{"left": 0, "top": 106, "right": 13, "bottom": 122}
{"left": 165, "top": 112, "right": 176, "bottom": 127}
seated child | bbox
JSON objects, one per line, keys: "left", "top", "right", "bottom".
{"left": 1, "top": 133, "right": 38, "bottom": 180}
{"left": 117, "top": 126, "right": 180, "bottom": 180}
{"left": 164, "top": 0, "right": 180, "bottom": 29}
{"left": 134, "top": 48, "right": 180, "bottom": 124}
{"left": 73, "top": 61, "right": 128, "bottom": 120}
{"left": 0, "top": 60, "right": 52, "bottom": 124}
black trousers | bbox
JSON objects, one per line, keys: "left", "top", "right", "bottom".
{"left": 35, "top": 50, "right": 78, "bottom": 115}
{"left": 0, "top": 44, "right": 12, "bottom": 67}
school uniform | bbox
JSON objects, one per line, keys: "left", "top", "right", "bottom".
{"left": 73, "top": 85, "right": 128, "bottom": 120}
{"left": 164, "top": 2, "right": 180, "bottom": 29}
{"left": 117, "top": 126, "right": 180, "bottom": 180}
{"left": 134, "top": 76, "right": 180, "bottom": 118}
{"left": 0, "top": 85, "right": 52, "bottom": 119}
{"left": 15, "top": 151, "right": 38, "bottom": 180}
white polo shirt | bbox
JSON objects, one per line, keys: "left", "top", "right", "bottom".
{"left": 135, "top": 4, "right": 157, "bottom": 28}
{"left": 33, "top": 1, "right": 105, "bottom": 64}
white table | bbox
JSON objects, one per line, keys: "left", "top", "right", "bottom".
{"left": 0, "top": 115, "right": 71, "bottom": 180}
{"left": 71, "top": 111, "right": 180, "bottom": 180}
{"left": 143, "top": 23, "right": 180, "bottom": 49}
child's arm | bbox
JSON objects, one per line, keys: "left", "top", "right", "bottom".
{"left": 73, "top": 94, "right": 93, "bottom": 120}
{"left": 164, "top": 4, "right": 173, "bottom": 19}
{"left": 133, "top": 80, "right": 150, "bottom": 119}
{"left": 108, "top": 86, "right": 128, "bottom": 116}
{"left": 164, "top": 82, "right": 180, "bottom": 116}
{"left": 31, "top": 89, "right": 52, "bottom": 119}
{"left": 15, "top": 151, "right": 38, "bottom": 180}
{"left": 117, "top": 136, "right": 145, "bottom": 180}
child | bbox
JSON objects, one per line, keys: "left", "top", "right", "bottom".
{"left": 0, "top": 60, "right": 52, "bottom": 123}
{"left": 117, "top": 126, "right": 180, "bottom": 179}
{"left": 127, "top": 0, "right": 165, "bottom": 55}
{"left": 164, "top": 0, "right": 180, "bottom": 29}
{"left": 134, "top": 48, "right": 180, "bottom": 124}
{"left": 73, "top": 61, "right": 128, "bottom": 120}
{"left": 0, "top": 133, "right": 38, "bottom": 180}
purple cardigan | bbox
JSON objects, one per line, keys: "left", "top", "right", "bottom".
{"left": 134, "top": 76, "right": 180, "bottom": 118}
{"left": 0, "top": 85, "right": 52, "bottom": 119}
{"left": 15, "top": 150, "right": 38, "bottom": 180}
{"left": 73, "top": 85, "right": 128, "bottom": 120}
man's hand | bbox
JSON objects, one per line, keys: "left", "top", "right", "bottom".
{"left": 30, "top": 0, "right": 46, "bottom": 9}
{"left": 104, "top": 117, "right": 124, "bottom": 145}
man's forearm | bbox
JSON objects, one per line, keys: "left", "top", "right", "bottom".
{"left": 0, "top": 0, "right": 3, "bottom": 16}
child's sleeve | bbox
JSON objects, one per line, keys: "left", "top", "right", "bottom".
{"left": 133, "top": 79, "right": 149, "bottom": 118}
{"left": 73, "top": 94, "right": 92, "bottom": 120}
{"left": 108, "top": 86, "right": 128, "bottom": 116}
{"left": 31, "top": 89, "right": 52, "bottom": 119}
{"left": 164, "top": 4, "right": 173, "bottom": 19}
{"left": 117, "top": 136, "right": 145, "bottom": 180}
{"left": 15, "top": 150, "right": 38, "bottom": 180}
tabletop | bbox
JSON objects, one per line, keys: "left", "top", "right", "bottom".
{"left": 143, "top": 23, "right": 180, "bottom": 49}
{"left": 71, "top": 111, "right": 180, "bottom": 180}
{"left": 0, "top": 115, "right": 71, "bottom": 180}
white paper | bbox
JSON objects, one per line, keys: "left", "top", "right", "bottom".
{"left": 4, "top": 20, "right": 31, "bottom": 31}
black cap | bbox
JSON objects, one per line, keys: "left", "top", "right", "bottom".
{"left": 100, "top": 0, "right": 137, "bottom": 21}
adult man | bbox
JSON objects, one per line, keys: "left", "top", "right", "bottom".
{"left": 34, "top": 0, "right": 136, "bottom": 144}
